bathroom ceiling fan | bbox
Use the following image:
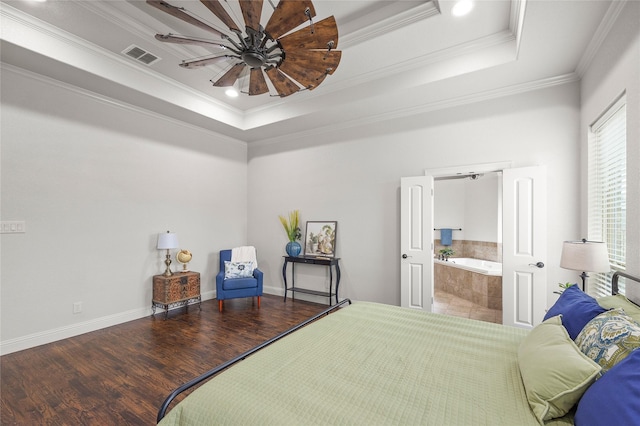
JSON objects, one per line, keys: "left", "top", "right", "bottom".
{"left": 147, "top": 0, "right": 342, "bottom": 97}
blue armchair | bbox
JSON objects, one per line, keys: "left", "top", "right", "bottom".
{"left": 216, "top": 249, "right": 263, "bottom": 312}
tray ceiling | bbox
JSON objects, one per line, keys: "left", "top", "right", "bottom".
{"left": 0, "top": 0, "right": 616, "bottom": 143}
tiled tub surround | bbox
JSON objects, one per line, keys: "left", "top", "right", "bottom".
{"left": 434, "top": 240, "right": 501, "bottom": 262}
{"left": 434, "top": 244, "right": 502, "bottom": 310}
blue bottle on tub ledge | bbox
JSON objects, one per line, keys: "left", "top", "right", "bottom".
{"left": 286, "top": 241, "right": 302, "bottom": 257}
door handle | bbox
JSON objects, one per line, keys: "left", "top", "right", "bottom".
{"left": 529, "top": 262, "right": 545, "bottom": 268}
{"left": 402, "top": 254, "right": 411, "bottom": 259}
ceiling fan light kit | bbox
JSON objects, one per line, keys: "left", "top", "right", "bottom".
{"left": 147, "top": 0, "right": 341, "bottom": 97}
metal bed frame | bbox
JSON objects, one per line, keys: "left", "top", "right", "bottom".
{"left": 157, "top": 298, "right": 352, "bottom": 422}
{"left": 611, "top": 271, "right": 640, "bottom": 295}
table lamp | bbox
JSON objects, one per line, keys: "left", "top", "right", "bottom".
{"left": 560, "top": 239, "right": 610, "bottom": 291}
{"left": 157, "top": 231, "right": 179, "bottom": 277}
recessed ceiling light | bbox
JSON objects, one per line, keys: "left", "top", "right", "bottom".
{"left": 452, "top": 0, "right": 474, "bottom": 17}
{"left": 225, "top": 88, "right": 239, "bottom": 98}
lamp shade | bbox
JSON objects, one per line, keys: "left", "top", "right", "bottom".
{"left": 560, "top": 240, "right": 610, "bottom": 273}
{"left": 157, "top": 231, "right": 179, "bottom": 250}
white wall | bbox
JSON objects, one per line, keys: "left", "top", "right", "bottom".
{"left": 0, "top": 66, "right": 248, "bottom": 354}
{"left": 248, "top": 82, "right": 582, "bottom": 307}
{"left": 464, "top": 173, "right": 501, "bottom": 243}
{"left": 434, "top": 180, "right": 466, "bottom": 241}
{"left": 434, "top": 173, "right": 500, "bottom": 244}
{"left": 580, "top": 1, "right": 640, "bottom": 299}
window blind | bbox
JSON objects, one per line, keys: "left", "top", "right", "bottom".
{"left": 587, "top": 95, "right": 626, "bottom": 297}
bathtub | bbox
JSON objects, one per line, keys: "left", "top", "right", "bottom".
{"left": 434, "top": 257, "right": 503, "bottom": 309}
{"left": 434, "top": 257, "right": 502, "bottom": 276}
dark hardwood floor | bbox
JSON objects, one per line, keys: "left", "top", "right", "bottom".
{"left": 1, "top": 295, "right": 328, "bottom": 425}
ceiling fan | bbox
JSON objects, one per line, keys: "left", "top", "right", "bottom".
{"left": 147, "top": 0, "right": 342, "bottom": 97}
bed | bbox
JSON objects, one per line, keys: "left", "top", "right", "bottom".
{"left": 157, "top": 272, "right": 640, "bottom": 425}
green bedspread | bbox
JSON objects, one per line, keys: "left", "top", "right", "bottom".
{"left": 159, "top": 301, "right": 573, "bottom": 425}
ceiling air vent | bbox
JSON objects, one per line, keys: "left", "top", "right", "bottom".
{"left": 122, "top": 45, "right": 161, "bottom": 66}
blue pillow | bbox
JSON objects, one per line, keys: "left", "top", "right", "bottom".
{"left": 544, "top": 285, "right": 606, "bottom": 340}
{"left": 574, "top": 349, "right": 640, "bottom": 425}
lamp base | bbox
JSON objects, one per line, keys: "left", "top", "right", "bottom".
{"left": 580, "top": 271, "right": 588, "bottom": 291}
{"left": 163, "top": 252, "right": 173, "bottom": 277}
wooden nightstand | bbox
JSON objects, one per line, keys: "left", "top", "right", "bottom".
{"left": 152, "top": 271, "right": 201, "bottom": 319}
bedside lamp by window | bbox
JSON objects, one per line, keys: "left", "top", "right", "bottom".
{"left": 157, "top": 231, "right": 179, "bottom": 277}
{"left": 560, "top": 239, "right": 610, "bottom": 291}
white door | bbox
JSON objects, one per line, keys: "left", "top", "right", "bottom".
{"left": 400, "top": 176, "right": 434, "bottom": 311}
{"left": 502, "top": 166, "right": 547, "bottom": 328}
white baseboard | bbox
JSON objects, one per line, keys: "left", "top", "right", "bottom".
{"left": 0, "top": 288, "right": 335, "bottom": 356}
{"left": 0, "top": 290, "right": 216, "bottom": 356}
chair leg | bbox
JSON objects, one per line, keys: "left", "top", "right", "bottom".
{"left": 257, "top": 296, "right": 261, "bottom": 309}
{"left": 218, "top": 300, "right": 223, "bottom": 312}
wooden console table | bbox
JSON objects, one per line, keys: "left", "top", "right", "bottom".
{"left": 282, "top": 256, "right": 341, "bottom": 305}
{"left": 152, "top": 271, "right": 201, "bottom": 319}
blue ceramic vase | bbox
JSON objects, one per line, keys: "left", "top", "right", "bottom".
{"left": 286, "top": 241, "right": 302, "bottom": 257}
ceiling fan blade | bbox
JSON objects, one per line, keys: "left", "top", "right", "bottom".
{"left": 200, "top": 0, "right": 241, "bottom": 32}
{"left": 265, "top": 0, "right": 316, "bottom": 40}
{"left": 239, "top": 0, "right": 263, "bottom": 32}
{"left": 249, "top": 68, "right": 269, "bottom": 95}
{"left": 146, "top": 0, "right": 226, "bottom": 38}
{"left": 212, "top": 63, "right": 246, "bottom": 86}
{"left": 179, "top": 55, "right": 234, "bottom": 68}
{"left": 155, "top": 33, "right": 226, "bottom": 48}
{"left": 279, "top": 50, "right": 341, "bottom": 89}
{"left": 265, "top": 67, "right": 300, "bottom": 97}
{"left": 277, "top": 63, "right": 322, "bottom": 90}
{"left": 283, "top": 49, "right": 341, "bottom": 74}
{"left": 278, "top": 16, "right": 338, "bottom": 51}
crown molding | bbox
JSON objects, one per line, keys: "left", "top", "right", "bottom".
{"left": 340, "top": 1, "right": 441, "bottom": 49}
{"left": 575, "top": 0, "right": 627, "bottom": 77}
{"left": 252, "top": 72, "right": 579, "bottom": 148}
{"left": 509, "top": 0, "right": 527, "bottom": 58}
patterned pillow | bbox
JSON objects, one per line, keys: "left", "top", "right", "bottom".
{"left": 575, "top": 308, "right": 640, "bottom": 373}
{"left": 224, "top": 261, "right": 254, "bottom": 279}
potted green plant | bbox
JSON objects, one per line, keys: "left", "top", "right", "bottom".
{"left": 279, "top": 210, "right": 302, "bottom": 256}
{"left": 553, "top": 282, "right": 576, "bottom": 295}
{"left": 439, "top": 248, "right": 455, "bottom": 260}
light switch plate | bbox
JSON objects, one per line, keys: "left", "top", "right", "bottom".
{"left": 1, "top": 221, "right": 26, "bottom": 234}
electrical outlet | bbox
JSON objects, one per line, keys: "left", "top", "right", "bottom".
{"left": 73, "top": 302, "right": 82, "bottom": 314}
{"left": 0, "top": 221, "right": 26, "bottom": 234}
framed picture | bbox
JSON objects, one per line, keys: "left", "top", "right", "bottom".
{"left": 304, "top": 221, "right": 337, "bottom": 257}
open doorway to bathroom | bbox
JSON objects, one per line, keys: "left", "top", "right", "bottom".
{"left": 432, "top": 171, "right": 503, "bottom": 324}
